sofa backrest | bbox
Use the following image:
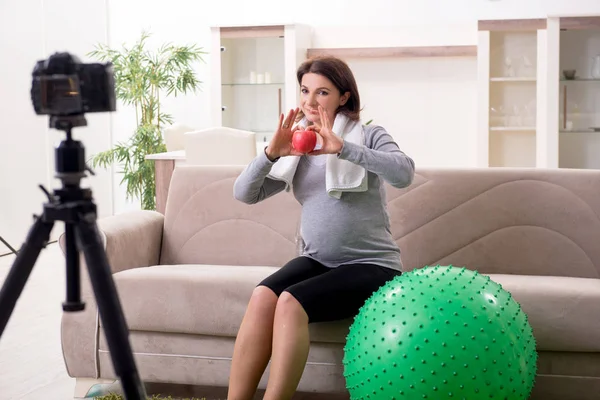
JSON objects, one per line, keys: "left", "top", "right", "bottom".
{"left": 160, "top": 165, "right": 301, "bottom": 267}
{"left": 161, "top": 165, "right": 600, "bottom": 278}
{"left": 385, "top": 167, "right": 600, "bottom": 278}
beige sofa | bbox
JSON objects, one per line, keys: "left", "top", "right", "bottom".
{"left": 60, "top": 165, "right": 600, "bottom": 399}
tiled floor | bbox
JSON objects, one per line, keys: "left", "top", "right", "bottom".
{"left": 0, "top": 242, "right": 76, "bottom": 400}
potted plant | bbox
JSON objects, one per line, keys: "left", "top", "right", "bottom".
{"left": 88, "top": 31, "right": 205, "bottom": 210}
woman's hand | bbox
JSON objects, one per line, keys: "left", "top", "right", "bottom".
{"left": 307, "top": 105, "right": 344, "bottom": 156}
{"left": 265, "top": 108, "right": 304, "bottom": 161}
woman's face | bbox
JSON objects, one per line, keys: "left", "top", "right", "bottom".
{"left": 300, "top": 73, "right": 350, "bottom": 126}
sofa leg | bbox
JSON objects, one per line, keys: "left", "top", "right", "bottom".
{"left": 73, "top": 377, "right": 117, "bottom": 398}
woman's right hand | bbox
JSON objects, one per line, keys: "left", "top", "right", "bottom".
{"left": 265, "top": 108, "right": 304, "bottom": 161}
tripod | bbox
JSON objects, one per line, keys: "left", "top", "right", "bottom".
{"left": 0, "top": 115, "right": 146, "bottom": 400}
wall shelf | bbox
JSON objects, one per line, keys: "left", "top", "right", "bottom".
{"left": 490, "top": 127, "right": 536, "bottom": 132}
{"left": 560, "top": 78, "right": 600, "bottom": 82}
{"left": 478, "top": 19, "right": 547, "bottom": 32}
{"left": 219, "top": 25, "right": 284, "bottom": 39}
{"left": 559, "top": 17, "right": 600, "bottom": 30}
{"left": 490, "top": 77, "right": 537, "bottom": 82}
{"left": 560, "top": 129, "right": 600, "bottom": 133}
{"left": 306, "top": 45, "right": 477, "bottom": 59}
{"left": 222, "top": 82, "right": 285, "bottom": 86}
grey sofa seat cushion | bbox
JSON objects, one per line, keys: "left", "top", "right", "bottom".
{"left": 110, "top": 264, "right": 352, "bottom": 343}
{"left": 490, "top": 273, "right": 600, "bottom": 352}
{"left": 109, "top": 265, "right": 600, "bottom": 352}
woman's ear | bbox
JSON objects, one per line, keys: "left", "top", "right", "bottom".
{"left": 340, "top": 91, "right": 350, "bottom": 106}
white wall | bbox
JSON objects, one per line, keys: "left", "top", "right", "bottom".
{"left": 2, "top": 0, "right": 600, "bottom": 254}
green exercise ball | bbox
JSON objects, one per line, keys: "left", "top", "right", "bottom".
{"left": 343, "top": 265, "right": 538, "bottom": 400}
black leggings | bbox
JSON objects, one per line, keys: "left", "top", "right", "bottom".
{"left": 258, "top": 256, "right": 402, "bottom": 323}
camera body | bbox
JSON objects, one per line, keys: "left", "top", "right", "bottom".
{"left": 31, "top": 52, "right": 116, "bottom": 117}
{"left": 30, "top": 52, "right": 117, "bottom": 178}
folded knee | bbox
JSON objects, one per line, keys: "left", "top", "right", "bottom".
{"left": 277, "top": 291, "right": 306, "bottom": 316}
{"left": 250, "top": 286, "right": 279, "bottom": 310}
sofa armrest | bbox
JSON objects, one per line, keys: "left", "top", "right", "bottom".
{"left": 59, "top": 210, "right": 164, "bottom": 273}
{"left": 58, "top": 210, "right": 164, "bottom": 379}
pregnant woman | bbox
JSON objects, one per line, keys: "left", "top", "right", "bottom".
{"left": 228, "top": 55, "right": 415, "bottom": 400}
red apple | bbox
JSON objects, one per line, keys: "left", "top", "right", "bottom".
{"left": 292, "top": 129, "right": 317, "bottom": 153}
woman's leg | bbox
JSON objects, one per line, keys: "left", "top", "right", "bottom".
{"left": 227, "top": 286, "right": 278, "bottom": 400}
{"left": 262, "top": 292, "right": 310, "bottom": 400}
{"left": 263, "top": 263, "right": 401, "bottom": 399}
{"left": 227, "top": 257, "right": 329, "bottom": 400}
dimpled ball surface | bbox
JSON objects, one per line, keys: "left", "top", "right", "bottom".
{"left": 343, "top": 265, "right": 538, "bottom": 400}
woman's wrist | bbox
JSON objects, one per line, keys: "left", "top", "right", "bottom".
{"left": 265, "top": 146, "right": 279, "bottom": 162}
{"left": 334, "top": 137, "right": 344, "bottom": 154}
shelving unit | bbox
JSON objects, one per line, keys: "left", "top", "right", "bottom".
{"left": 477, "top": 19, "right": 544, "bottom": 167}
{"left": 209, "top": 24, "right": 311, "bottom": 144}
{"left": 556, "top": 17, "right": 600, "bottom": 170}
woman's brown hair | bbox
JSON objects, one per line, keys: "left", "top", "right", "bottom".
{"left": 296, "top": 56, "right": 361, "bottom": 122}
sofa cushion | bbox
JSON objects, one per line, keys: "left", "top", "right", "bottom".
{"left": 110, "top": 265, "right": 600, "bottom": 351}
{"left": 489, "top": 273, "right": 600, "bottom": 352}
{"left": 111, "top": 264, "right": 351, "bottom": 344}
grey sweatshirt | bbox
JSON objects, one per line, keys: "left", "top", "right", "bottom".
{"left": 233, "top": 124, "right": 415, "bottom": 271}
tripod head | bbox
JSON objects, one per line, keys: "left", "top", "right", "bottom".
{"left": 51, "top": 115, "right": 93, "bottom": 188}
{"left": 38, "top": 115, "right": 98, "bottom": 243}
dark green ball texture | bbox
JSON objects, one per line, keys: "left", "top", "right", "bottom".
{"left": 343, "top": 265, "right": 538, "bottom": 400}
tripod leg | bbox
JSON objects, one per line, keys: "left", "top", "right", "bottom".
{"left": 75, "top": 214, "right": 147, "bottom": 400}
{"left": 0, "top": 216, "right": 54, "bottom": 338}
{"left": 63, "top": 223, "right": 84, "bottom": 311}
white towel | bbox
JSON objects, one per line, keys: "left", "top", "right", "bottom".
{"left": 267, "top": 113, "right": 367, "bottom": 199}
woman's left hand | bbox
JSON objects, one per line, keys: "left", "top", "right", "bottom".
{"left": 307, "top": 105, "right": 344, "bottom": 155}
